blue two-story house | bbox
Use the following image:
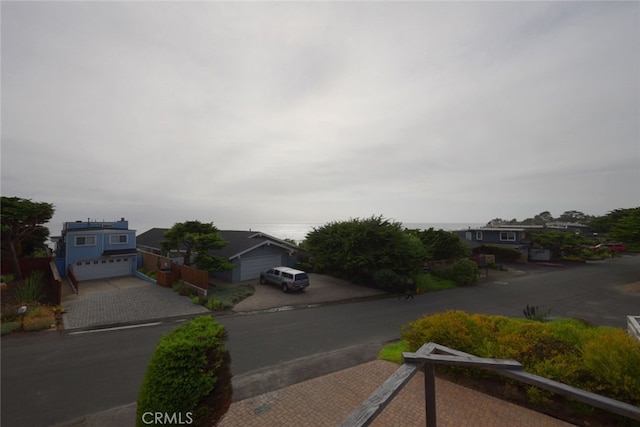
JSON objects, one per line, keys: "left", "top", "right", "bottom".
{"left": 54, "top": 218, "right": 137, "bottom": 280}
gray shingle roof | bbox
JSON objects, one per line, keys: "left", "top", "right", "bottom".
{"left": 136, "top": 228, "right": 297, "bottom": 259}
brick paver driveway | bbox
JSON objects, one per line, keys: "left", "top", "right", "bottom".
{"left": 61, "top": 276, "right": 210, "bottom": 330}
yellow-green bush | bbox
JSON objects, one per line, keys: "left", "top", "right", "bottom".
{"left": 400, "top": 310, "right": 640, "bottom": 407}
{"left": 581, "top": 330, "right": 640, "bottom": 403}
{"left": 401, "top": 310, "right": 498, "bottom": 354}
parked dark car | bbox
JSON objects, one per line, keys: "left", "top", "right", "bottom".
{"left": 260, "top": 266, "right": 310, "bottom": 293}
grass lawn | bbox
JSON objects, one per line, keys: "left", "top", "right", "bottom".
{"left": 414, "top": 274, "right": 457, "bottom": 292}
{"left": 377, "top": 340, "right": 411, "bottom": 364}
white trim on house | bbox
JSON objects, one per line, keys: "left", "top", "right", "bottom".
{"left": 229, "top": 240, "right": 296, "bottom": 260}
{"left": 248, "top": 232, "right": 298, "bottom": 247}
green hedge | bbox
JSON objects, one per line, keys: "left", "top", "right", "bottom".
{"left": 432, "top": 259, "right": 479, "bottom": 286}
{"left": 401, "top": 311, "right": 640, "bottom": 408}
{"left": 136, "top": 316, "right": 232, "bottom": 427}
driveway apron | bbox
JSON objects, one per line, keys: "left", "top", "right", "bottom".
{"left": 61, "top": 277, "right": 210, "bottom": 330}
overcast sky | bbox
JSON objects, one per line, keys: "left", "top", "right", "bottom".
{"left": 2, "top": 1, "right": 639, "bottom": 235}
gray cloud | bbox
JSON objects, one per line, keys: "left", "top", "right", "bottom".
{"left": 2, "top": 1, "right": 638, "bottom": 235}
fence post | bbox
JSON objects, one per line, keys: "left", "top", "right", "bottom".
{"left": 424, "top": 362, "right": 437, "bottom": 427}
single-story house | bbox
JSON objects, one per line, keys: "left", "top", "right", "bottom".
{"left": 53, "top": 218, "right": 138, "bottom": 280}
{"left": 136, "top": 228, "right": 300, "bottom": 282}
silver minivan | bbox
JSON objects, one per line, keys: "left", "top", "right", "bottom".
{"left": 259, "top": 266, "right": 310, "bottom": 293}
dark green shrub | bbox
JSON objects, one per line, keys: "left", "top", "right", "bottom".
{"left": 171, "top": 281, "right": 197, "bottom": 297}
{"left": 304, "top": 216, "right": 427, "bottom": 284}
{"left": 433, "top": 259, "right": 478, "bottom": 286}
{"left": 136, "top": 316, "right": 232, "bottom": 427}
{"left": 372, "top": 269, "right": 407, "bottom": 292}
{"left": 1, "top": 273, "right": 16, "bottom": 284}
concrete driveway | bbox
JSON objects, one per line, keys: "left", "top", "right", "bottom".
{"left": 231, "top": 273, "right": 388, "bottom": 313}
{"left": 61, "top": 276, "right": 210, "bottom": 330}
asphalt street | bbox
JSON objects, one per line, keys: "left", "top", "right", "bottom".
{"left": 2, "top": 255, "right": 638, "bottom": 427}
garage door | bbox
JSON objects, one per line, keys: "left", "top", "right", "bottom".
{"left": 73, "top": 256, "right": 132, "bottom": 280}
{"left": 240, "top": 254, "right": 282, "bottom": 281}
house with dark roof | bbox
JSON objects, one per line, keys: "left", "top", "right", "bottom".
{"left": 456, "top": 227, "right": 530, "bottom": 261}
{"left": 136, "top": 228, "right": 300, "bottom": 282}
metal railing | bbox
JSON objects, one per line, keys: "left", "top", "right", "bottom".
{"left": 341, "top": 342, "right": 640, "bottom": 427}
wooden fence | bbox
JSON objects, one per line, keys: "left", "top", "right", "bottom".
{"left": 341, "top": 342, "right": 640, "bottom": 427}
{"left": 138, "top": 251, "right": 209, "bottom": 295}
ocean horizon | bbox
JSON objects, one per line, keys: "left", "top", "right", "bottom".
{"left": 218, "top": 222, "right": 485, "bottom": 243}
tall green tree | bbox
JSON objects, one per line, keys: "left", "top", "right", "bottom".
{"left": 161, "top": 221, "right": 234, "bottom": 272}
{"left": 557, "top": 210, "right": 592, "bottom": 223}
{"left": 530, "top": 230, "right": 587, "bottom": 258}
{"left": 609, "top": 207, "right": 640, "bottom": 247}
{"left": 405, "top": 227, "right": 470, "bottom": 260}
{"left": 304, "top": 215, "right": 426, "bottom": 286}
{"left": 590, "top": 207, "right": 639, "bottom": 235}
{"left": 1, "top": 196, "right": 55, "bottom": 280}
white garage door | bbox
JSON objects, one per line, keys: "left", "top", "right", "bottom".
{"left": 240, "top": 254, "right": 282, "bottom": 281}
{"left": 73, "top": 257, "right": 132, "bottom": 280}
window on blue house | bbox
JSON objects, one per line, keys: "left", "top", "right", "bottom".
{"left": 109, "top": 234, "right": 128, "bottom": 244}
{"left": 476, "top": 231, "right": 483, "bottom": 240}
{"left": 75, "top": 235, "right": 96, "bottom": 246}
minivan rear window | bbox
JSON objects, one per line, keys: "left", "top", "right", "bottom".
{"left": 294, "top": 273, "right": 308, "bottom": 280}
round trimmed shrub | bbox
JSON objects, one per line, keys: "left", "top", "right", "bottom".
{"left": 136, "top": 316, "right": 232, "bottom": 427}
